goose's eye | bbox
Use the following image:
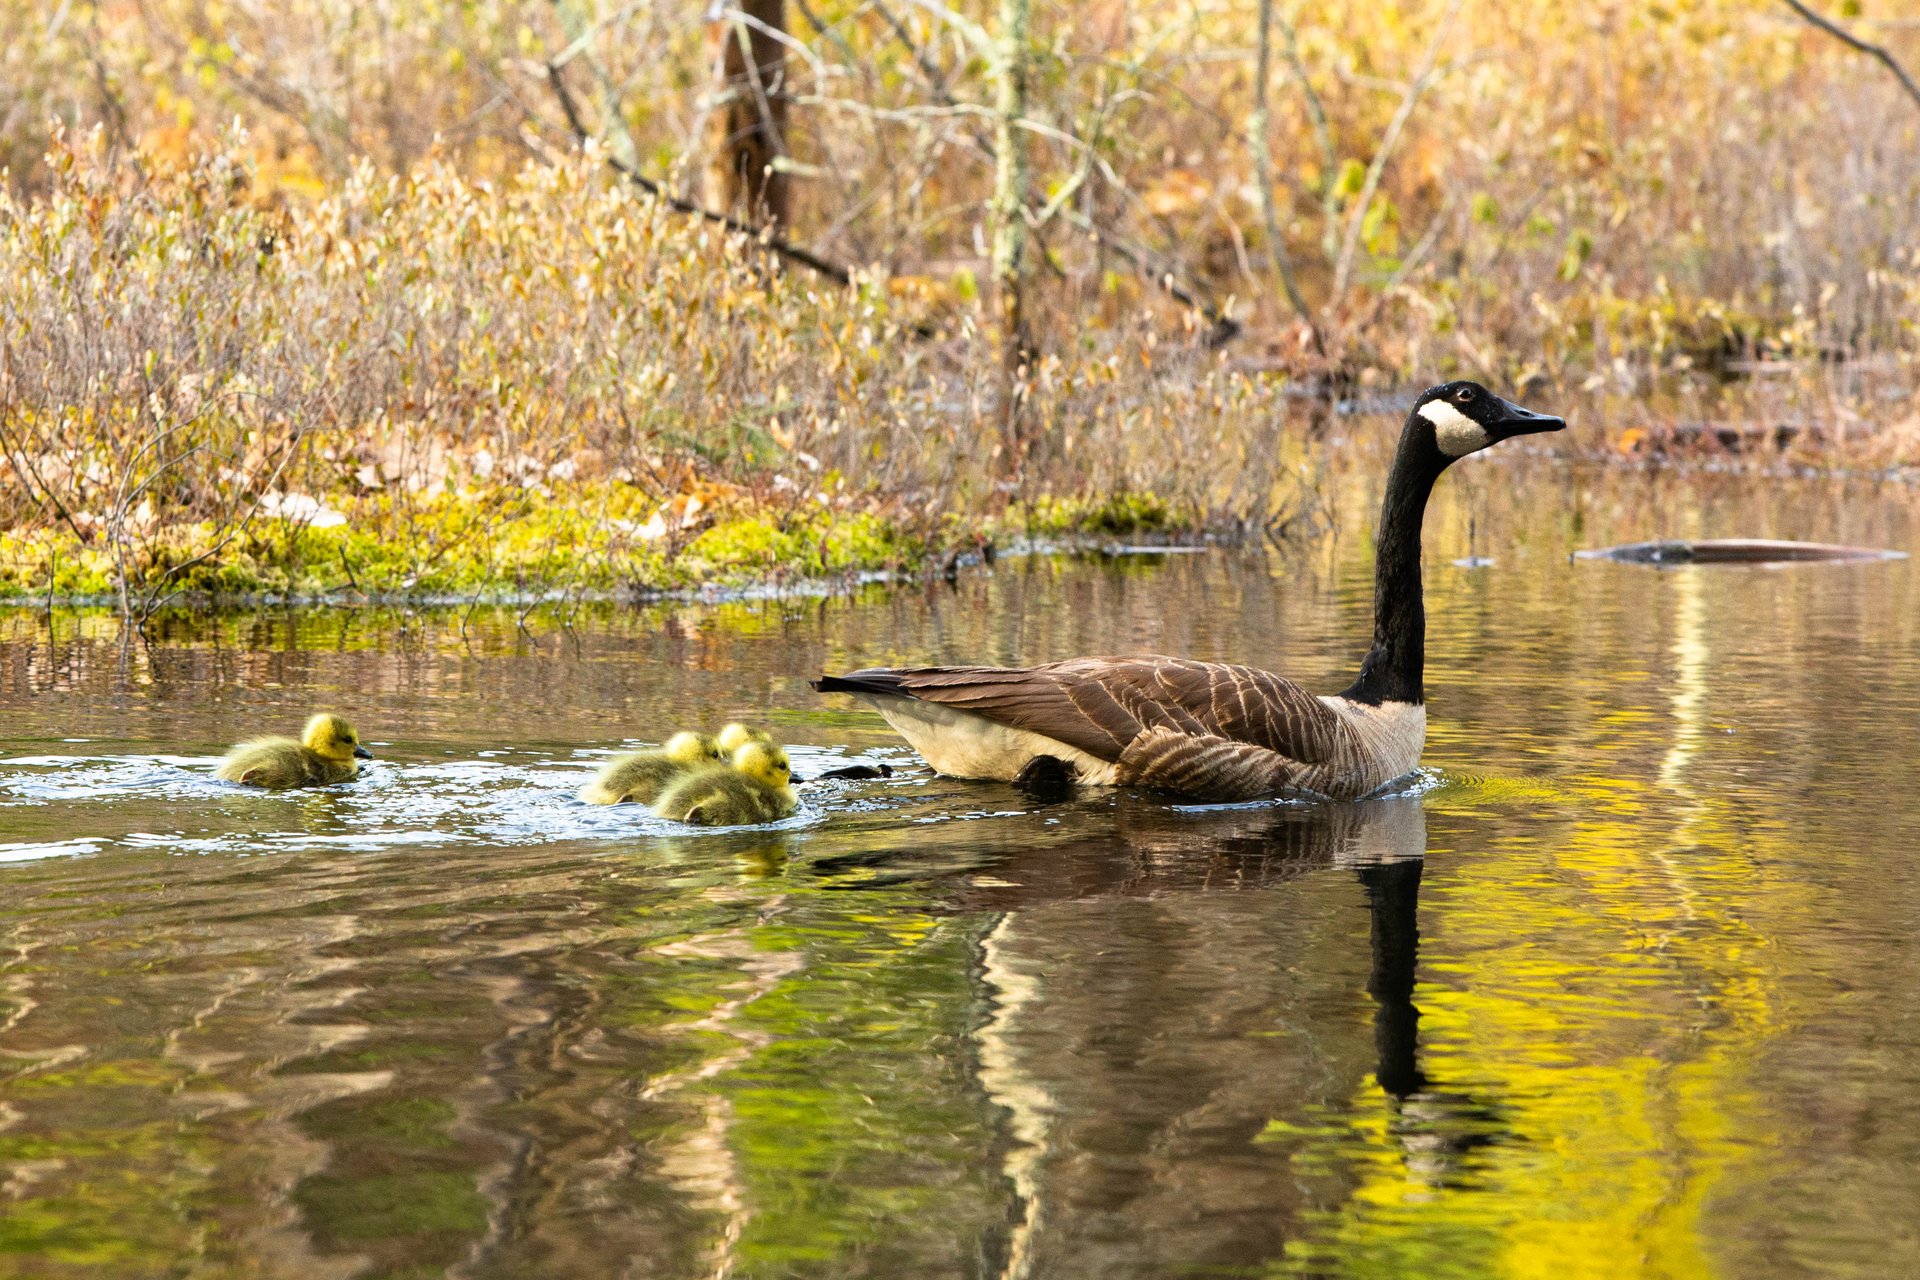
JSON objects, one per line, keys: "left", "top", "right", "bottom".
{"left": 1455, "top": 387, "right": 1476, "bottom": 404}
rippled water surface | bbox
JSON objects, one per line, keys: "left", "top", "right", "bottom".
{"left": 4, "top": 460, "right": 1920, "bottom": 1279}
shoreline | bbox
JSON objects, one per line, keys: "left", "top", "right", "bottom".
{"left": 0, "top": 531, "right": 1222, "bottom": 615}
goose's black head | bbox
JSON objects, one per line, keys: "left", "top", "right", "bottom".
{"left": 1408, "top": 381, "right": 1564, "bottom": 463}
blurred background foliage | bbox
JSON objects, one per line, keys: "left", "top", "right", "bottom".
{"left": 1, "top": 0, "right": 1918, "bottom": 606}
{"left": 1, "top": 0, "right": 1908, "bottom": 365}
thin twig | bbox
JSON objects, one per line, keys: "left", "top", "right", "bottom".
{"left": 1783, "top": 0, "right": 1920, "bottom": 110}
{"left": 1275, "top": 13, "right": 1339, "bottom": 255}
{"left": 1330, "top": 0, "right": 1462, "bottom": 304}
{"left": 1252, "top": 0, "right": 1320, "bottom": 348}
{"left": 544, "top": 60, "right": 853, "bottom": 284}
{"left": 1353, "top": 188, "right": 1461, "bottom": 333}
{"left": 871, "top": 0, "right": 955, "bottom": 100}
{"left": 1060, "top": 207, "right": 1239, "bottom": 346}
{"left": 460, "top": 588, "right": 482, "bottom": 649}
{"left": 790, "top": 0, "right": 861, "bottom": 67}
{"left": 1030, "top": 71, "right": 1116, "bottom": 229}
{"left": 136, "top": 421, "right": 308, "bottom": 621}
{"left": 872, "top": 5, "right": 1239, "bottom": 343}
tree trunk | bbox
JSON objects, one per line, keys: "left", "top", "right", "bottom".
{"left": 990, "top": 0, "right": 1034, "bottom": 458}
{"left": 703, "top": 0, "right": 791, "bottom": 226}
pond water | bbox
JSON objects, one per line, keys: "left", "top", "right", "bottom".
{"left": 3, "top": 458, "right": 1920, "bottom": 1279}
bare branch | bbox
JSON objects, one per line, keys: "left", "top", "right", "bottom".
{"left": 547, "top": 0, "right": 652, "bottom": 71}
{"left": 1783, "top": 0, "right": 1920, "bottom": 112}
{"left": 1275, "top": 11, "right": 1338, "bottom": 246}
{"left": 1331, "top": 0, "right": 1462, "bottom": 304}
{"left": 1252, "top": 0, "right": 1319, "bottom": 345}
{"left": 551, "top": 0, "right": 642, "bottom": 170}
{"left": 543, "top": 60, "right": 853, "bottom": 285}
{"left": 872, "top": 0, "right": 1240, "bottom": 344}
{"left": 897, "top": 0, "right": 994, "bottom": 54}
{"left": 1060, "top": 208, "right": 1239, "bottom": 347}
{"left": 871, "top": 0, "right": 957, "bottom": 101}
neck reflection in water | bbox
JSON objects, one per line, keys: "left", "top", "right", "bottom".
{"left": 927, "top": 795, "right": 1505, "bottom": 1279}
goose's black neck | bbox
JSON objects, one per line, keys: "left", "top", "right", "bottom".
{"left": 1340, "top": 424, "right": 1446, "bottom": 706}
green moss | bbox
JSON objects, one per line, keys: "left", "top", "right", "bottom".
{"left": 1012, "top": 489, "right": 1198, "bottom": 537}
{"left": 0, "top": 484, "right": 929, "bottom": 601}
{"left": 680, "top": 510, "right": 924, "bottom": 585}
{"left": 0, "top": 483, "right": 1206, "bottom": 604}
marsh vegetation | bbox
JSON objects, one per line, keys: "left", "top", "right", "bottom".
{"left": 2, "top": 1, "right": 1920, "bottom": 613}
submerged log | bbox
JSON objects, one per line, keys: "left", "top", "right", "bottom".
{"left": 1577, "top": 539, "right": 1906, "bottom": 565}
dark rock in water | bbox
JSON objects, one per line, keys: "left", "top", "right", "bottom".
{"left": 1577, "top": 539, "right": 1906, "bottom": 566}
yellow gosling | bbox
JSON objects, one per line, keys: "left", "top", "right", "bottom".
{"left": 215, "top": 713, "right": 373, "bottom": 789}
{"left": 716, "top": 722, "right": 776, "bottom": 755}
{"left": 651, "top": 741, "right": 800, "bottom": 826}
{"left": 580, "top": 731, "right": 724, "bottom": 805}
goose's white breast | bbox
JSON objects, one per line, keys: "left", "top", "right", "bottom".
{"left": 1319, "top": 696, "right": 1427, "bottom": 793}
{"left": 857, "top": 694, "right": 1120, "bottom": 784}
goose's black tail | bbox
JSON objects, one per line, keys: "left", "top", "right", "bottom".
{"left": 812, "top": 669, "right": 911, "bottom": 698}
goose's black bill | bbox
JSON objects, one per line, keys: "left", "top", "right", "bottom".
{"left": 1489, "top": 396, "right": 1564, "bottom": 439}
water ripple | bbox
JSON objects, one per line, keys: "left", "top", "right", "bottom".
{"left": 0, "top": 744, "right": 914, "bottom": 861}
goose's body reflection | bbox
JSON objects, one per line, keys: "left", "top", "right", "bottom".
{"left": 928, "top": 797, "right": 1505, "bottom": 1280}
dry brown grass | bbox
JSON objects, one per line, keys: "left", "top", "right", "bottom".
{"left": 0, "top": 132, "right": 1320, "bottom": 606}
{"left": 7, "top": 0, "right": 1920, "bottom": 609}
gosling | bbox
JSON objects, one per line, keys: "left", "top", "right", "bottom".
{"left": 652, "top": 741, "right": 800, "bottom": 826}
{"left": 215, "top": 713, "right": 373, "bottom": 789}
{"left": 717, "top": 721, "right": 775, "bottom": 755}
{"left": 580, "top": 731, "right": 724, "bottom": 805}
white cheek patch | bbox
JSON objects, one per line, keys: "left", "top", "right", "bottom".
{"left": 1418, "top": 400, "right": 1493, "bottom": 457}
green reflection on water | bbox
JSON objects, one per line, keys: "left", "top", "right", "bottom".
{"left": 3, "top": 463, "right": 1920, "bottom": 1278}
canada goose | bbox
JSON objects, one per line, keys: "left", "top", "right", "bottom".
{"left": 814, "top": 381, "right": 1564, "bottom": 802}
{"left": 215, "top": 713, "right": 374, "bottom": 789}
{"left": 651, "top": 741, "right": 800, "bottom": 826}
{"left": 580, "top": 731, "right": 725, "bottom": 805}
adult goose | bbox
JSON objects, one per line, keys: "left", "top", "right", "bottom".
{"left": 813, "top": 381, "right": 1564, "bottom": 802}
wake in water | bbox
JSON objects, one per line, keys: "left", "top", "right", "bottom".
{"left": 0, "top": 744, "right": 915, "bottom": 861}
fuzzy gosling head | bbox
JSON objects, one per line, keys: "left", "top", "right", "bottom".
{"left": 717, "top": 722, "right": 775, "bottom": 755}
{"left": 302, "top": 713, "right": 373, "bottom": 762}
{"left": 731, "top": 740, "right": 794, "bottom": 790}
{"left": 665, "top": 731, "right": 725, "bottom": 767}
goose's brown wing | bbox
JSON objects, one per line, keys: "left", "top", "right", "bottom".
{"left": 815, "top": 656, "right": 1344, "bottom": 765}
{"left": 1114, "top": 727, "right": 1321, "bottom": 801}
